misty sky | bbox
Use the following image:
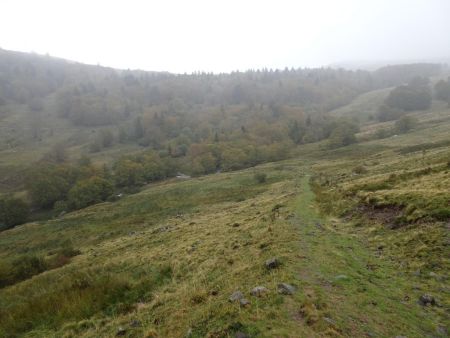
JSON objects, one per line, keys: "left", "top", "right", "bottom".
{"left": 1, "top": 0, "right": 449, "bottom": 73}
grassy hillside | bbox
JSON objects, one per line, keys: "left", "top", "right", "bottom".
{"left": 0, "top": 51, "right": 449, "bottom": 337}
{"left": 328, "top": 87, "right": 392, "bottom": 123}
{"left": 1, "top": 99, "right": 449, "bottom": 336}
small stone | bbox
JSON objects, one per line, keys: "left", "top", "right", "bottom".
{"left": 278, "top": 283, "right": 296, "bottom": 295}
{"left": 418, "top": 294, "right": 436, "bottom": 306}
{"left": 239, "top": 298, "right": 250, "bottom": 307}
{"left": 116, "top": 327, "right": 126, "bottom": 336}
{"left": 265, "top": 257, "right": 280, "bottom": 269}
{"left": 229, "top": 291, "right": 244, "bottom": 302}
{"left": 232, "top": 222, "right": 240, "bottom": 227}
{"left": 323, "top": 317, "right": 336, "bottom": 325}
{"left": 250, "top": 286, "right": 269, "bottom": 297}
{"left": 436, "top": 325, "right": 448, "bottom": 336}
{"left": 334, "top": 274, "right": 350, "bottom": 282}
{"left": 130, "top": 320, "right": 141, "bottom": 327}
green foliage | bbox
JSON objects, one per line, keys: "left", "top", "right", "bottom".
{"left": 68, "top": 176, "right": 113, "bottom": 210}
{"left": 0, "top": 265, "right": 172, "bottom": 336}
{"left": 0, "top": 255, "right": 47, "bottom": 288}
{"left": 434, "top": 78, "right": 450, "bottom": 102}
{"left": 327, "top": 121, "right": 359, "bottom": 149}
{"left": 394, "top": 115, "right": 418, "bottom": 133}
{"left": 12, "top": 255, "right": 48, "bottom": 281}
{"left": 383, "top": 79, "right": 432, "bottom": 113}
{"left": 374, "top": 127, "right": 394, "bottom": 139}
{"left": 0, "top": 197, "right": 29, "bottom": 231}
{"left": 254, "top": 172, "right": 267, "bottom": 183}
{"left": 114, "top": 159, "right": 145, "bottom": 187}
{"left": 43, "top": 144, "right": 68, "bottom": 163}
{"left": 26, "top": 165, "right": 78, "bottom": 209}
{"left": 377, "top": 103, "right": 404, "bottom": 122}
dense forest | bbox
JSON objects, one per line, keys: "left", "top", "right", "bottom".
{"left": 0, "top": 49, "right": 447, "bottom": 229}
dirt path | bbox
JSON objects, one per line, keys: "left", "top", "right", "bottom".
{"left": 287, "top": 172, "right": 446, "bottom": 337}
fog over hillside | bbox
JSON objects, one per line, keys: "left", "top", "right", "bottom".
{"left": 1, "top": 0, "right": 449, "bottom": 73}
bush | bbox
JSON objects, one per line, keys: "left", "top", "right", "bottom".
{"left": 377, "top": 104, "right": 404, "bottom": 122}
{"left": 374, "top": 127, "right": 394, "bottom": 139}
{"left": 114, "top": 159, "right": 145, "bottom": 187}
{"left": 384, "top": 83, "right": 431, "bottom": 112}
{"left": 434, "top": 79, "right": 450, "bottom": 102}
{"left": 254, "top": 172, "right": 267, "bottom": 183}
{"left": 395, "top": 116, "right": 418, "bottom": 133}
{"left": 352, "top": 165, "right": 368, "bottom": 174}
{"left": 431, "top": 208, "right": 450, "bottom": 221}
{"left": 68, "top": 176, "right": 114, "bottom": 210}
{"left": 26, "top": 165, "right": 77, "bottom": 209}
{"left": 0, "top": 197, "right": 29, "bottom": 231}
{"left": 11, "top": 255, "right": 48, "bottom": 282}
{"left": 327, "top": 121, "right": 359, "bottom": 149}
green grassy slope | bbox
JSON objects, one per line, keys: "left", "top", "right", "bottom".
{"left": 0, "top": 96, "right": 143, "bottom": 194}
{"left": 0, "top": 90, "right": 449, "bottom": 337}
{"left": 328, "top": 87, "right": 392, "bottom": 123}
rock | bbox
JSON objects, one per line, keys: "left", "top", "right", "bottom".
{"left": 278, "top": 283, "right": 296, "bottom": 295}
{"left": 436, "top": 325, "right": 448, "bottom": 336}
{"left": 323, "top": 317, "right": 336, "bottom": 326}
{"left": 250, "top": 286, "right": 269, "bottom": 297}
{"left": 229, "top": 291, "right": 244, "bottom": 302}
{"left": 130, "top": 319, "right": 141, "bottom": 327}
{"left": 239, "top": 298, "right": 250, "bottom": 307}
{"left": 418, "top": 294, "right": 436, "bottom": 306}
{"left": 116, "top": 327, "right": 126, "bottom": 336}
{"left": 235, "top": 332, "right": 249, "bottom": 338}
{"left": 334, "top": 274, "right": 350, "bottom": 282}
{"left": 265, "top": 257, "right": 281, "bottom": 269}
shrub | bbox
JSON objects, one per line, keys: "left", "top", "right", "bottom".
{"left": 352, "top": 165, "right": 368, "bottom": 174}
{"left": 114, "top": 159, "right": 145, "bottom": 187}
{"left": 431, "top": 208, "right": 450, "bottom": 221}
{"left": 254, "top": 172, "right": 267, "bottom": 183}
{"left": 0, "top": 197, "right": 29, "bottom": 231}
{"left": 385, "top": 83, "right": 431, "bottom": 112}
{"left": 26, "top": 164, "right": 77, "bottom": 209}
{"left": 68, "top": 176, "right": 114, "bottom": 210}
{"left": 395, "top": 116, "right": 418, "bottom": 134}
{"left": 12, "top": 255, "right": 48, "bottom": 282}
{"left": 327, "top": 121, "right": 359, "bottom": 149}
